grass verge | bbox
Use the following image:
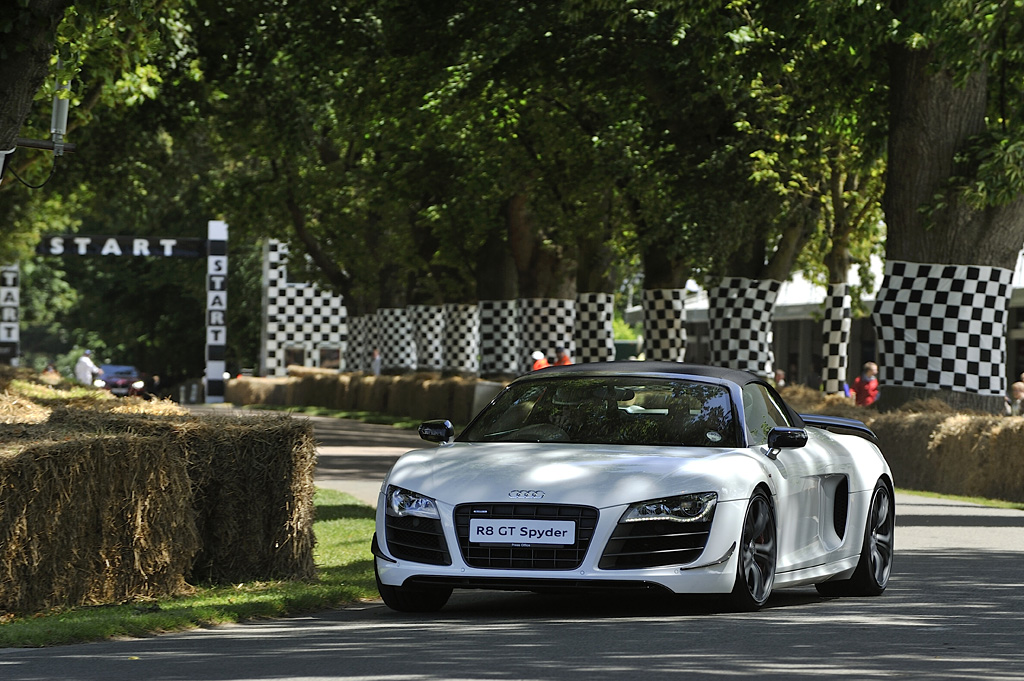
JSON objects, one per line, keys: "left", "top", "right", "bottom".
{"left": 0, "top": 488, "right": 377, "bottom": 648}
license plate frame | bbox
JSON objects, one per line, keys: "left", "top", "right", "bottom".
{"left": 469, "top": 518, "right": 576, "bottom": 546}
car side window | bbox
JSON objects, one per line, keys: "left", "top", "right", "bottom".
{"left": 741, "top": 383, "right": 791, "bottom": 446}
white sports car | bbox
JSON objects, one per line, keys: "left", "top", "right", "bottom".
{"left": 372, "top": 362, "right": 894, "bottom": 612}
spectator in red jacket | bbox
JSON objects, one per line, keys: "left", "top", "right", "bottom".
{"left": 553, "top": 346, "right": 572, "bottom": 366}
{"left": 851, "top": 362, "right": 879, "bottom": 406}
{"left": 531, "top": 351, "right": 550, "bottom": 371}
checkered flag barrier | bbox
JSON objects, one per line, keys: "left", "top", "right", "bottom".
{"left": 871, "top": 260, "right": 1013, "bottom": 396}
{"left": 707, "top": 278, "right": 781, "bottom": 376}
{"left": 262, "top": 240, "right": 348, "bottom": 376}
{"left": 409, "top": 305, "right": 445, "bottom": 371}
{"left": 517, "top": 298, "right": 576, "bottom": 370}
{"left": 821, "top": 283, "right": 852, "bottom": 394}
{"left": 377, "top": 308, "right": 417, "bottom": 372}
{"left": 443, "top": 303, "right": 480, "bottom": 374}
{"left": 641, "top": 289, "right": 687, "bottom": 362}
{"left": 575, "top": 293, "right": 616, "bottom": 363}
{"left": 480, "top": 299, "right": 521, "bottom": 375}
{"left": 344, "top": 315, "right": 367, "bottom": 372}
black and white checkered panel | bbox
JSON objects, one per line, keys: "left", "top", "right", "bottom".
{"left": 517, "top": 298, "right": 576, "bottom": 370}
{"left": 821, "top": 283, "right": 852, "bottom": 394}
{"left": 575, "top": 293, "right": 616, "bottom": 363}
{"left": 344, "top": 315, "right": 367, "bottom": 372}
{"left": 641, "top": 288, "right": 687, "bottom": 362}
{"left": 409, "top": 305, "right": 445, "bottom": 371}
{"left": 377, "top": 308, "right": 417, "bottom": 372}
{"left": 262, "top": 240, "right": 348, "bottom": 377}
{"left": 479, "top": 299, "right": 520, "bottom": 375}
{"left": 871, "top": 260, "right": 1013, "bottom": 396}
{"left": 443, "top": 303, "right": 480, "bottom": 374}
{"left": 707, "top": 278, "right": 781, "bottom": 377}
{"left": 364, "top": 314, "right": 381, "bottom": 369}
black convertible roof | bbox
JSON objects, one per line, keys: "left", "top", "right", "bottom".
{"left": 524, "top": 361, "right": 764, "bottom": 387}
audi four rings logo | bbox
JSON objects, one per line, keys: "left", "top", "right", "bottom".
{"left": 508, "top": 490, "right": 545, "bottom": 499}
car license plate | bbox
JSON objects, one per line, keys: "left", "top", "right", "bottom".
{"left": 469, "top": 519, "right": 575, "bottom": 546}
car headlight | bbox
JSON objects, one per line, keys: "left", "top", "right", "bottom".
{"left": 620, "top": 492, "right": 717, "bottom": 523}
{"left": 385, "top": 485, "right": 440, "bottom": 519}
{"left": 131, "top": 380, "right": 145, "bottom": 390}
{"left": 93, "top": 379, "right": 106, "bottom": 388}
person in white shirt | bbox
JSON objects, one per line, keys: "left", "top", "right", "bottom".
{"left": 74, "top": 349, "right": 100, "bottom": 386}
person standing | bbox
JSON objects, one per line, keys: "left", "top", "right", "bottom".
{"left": 1005, "top": 381, "right": 1024, "bottom": 416}
{"left": 74, "top": 350, "right": 100, "bottom": 386}
{"left": 851, "top": 361, "right": 879, "bottom": 406}
{"left": 553, "top": 346, "right": 572, "bottom": 366}
{"left": 370, "top": 348, "right": 382, "bottom": 376}
{"left": 531, "top": 351, "right": 550, "bottom": 371}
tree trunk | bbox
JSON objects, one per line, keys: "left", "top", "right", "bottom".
{"left": 884, "top": 46, "right": 1023, "bottom": 268}
{"left": 878, "top": 44, "right": 1024, "bottom": 412}
{"left": 476, "top": 220, "right": 518, "bottom": 301}
{"left": 0, "top": 2, "right": 71, "bottom": 151}
{"left": 506, "top": 192, "right": 576, "bottom": 299}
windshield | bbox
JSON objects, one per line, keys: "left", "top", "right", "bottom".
{"left": 99, "top": 365, "right": 139, "bottom": 378}
{"left": 459, "top": 376, "right": 738, "bottom": 447}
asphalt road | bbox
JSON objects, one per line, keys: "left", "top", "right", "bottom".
{"left": 2, "top": 413, "right": 1024, "bottom": 681}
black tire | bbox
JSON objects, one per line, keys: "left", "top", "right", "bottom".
{"left": 728, "top": 489, "right": 777, "bottom": 611}
{"left": 816, "top": 478, "right": 894, "bottom": 597}
{"left": 375, "top": 561, "right": 452, "bottom": 613}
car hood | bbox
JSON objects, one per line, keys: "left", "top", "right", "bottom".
{"left": 384, "top": 442, "right": 767, "bottom": 508}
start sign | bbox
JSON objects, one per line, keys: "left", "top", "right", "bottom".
{"left": 36, "top": 235, "right": 206, "bottom": 258}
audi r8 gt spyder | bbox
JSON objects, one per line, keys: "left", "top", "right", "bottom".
{"left": 372, "top": 362, "right": 894, "bottom": 612}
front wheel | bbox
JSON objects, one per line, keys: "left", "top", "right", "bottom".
{"left": 728, "top": 489, "right": 777, "bottom": 611}
{"left": 816, "top": 478, "right": 894, "bottom": 597}
{"left": 375, "top": 562, "right": 452, "bottom": 613}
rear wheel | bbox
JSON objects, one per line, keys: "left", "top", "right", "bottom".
{"left": 375, "top": 562, "right": 452, "bottom": 612}
{"left": 729, "top": 489, "right": 776, "bottom": 611}
{"left": 816, "top": 478, "right": 894, "bottom": 597}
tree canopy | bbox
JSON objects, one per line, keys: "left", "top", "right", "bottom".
{"left": 2, "top": 0, "right": 1023, "bottom": 405}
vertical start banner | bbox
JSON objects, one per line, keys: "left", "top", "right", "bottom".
{"left": 206, "top": 221, "right": 228, "bottom": 403}
{"left": 0, "top": 265, "right": 19, "bottom": 364}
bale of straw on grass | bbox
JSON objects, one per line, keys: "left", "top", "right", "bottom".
{"left": 0, "top": 435, "right": 199, "bottom": 614}
{"left": 364, "top": 376, "right": 390, "bottom": 413}
{"left": 421, "top": 378, "right": 454, "bottom": 421}
{"left": 179, "top": 412, "right": 317, "bottom": 583}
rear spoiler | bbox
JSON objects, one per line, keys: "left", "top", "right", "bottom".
{"left": 799, "top": 414, "right": 880, "bottom": 447}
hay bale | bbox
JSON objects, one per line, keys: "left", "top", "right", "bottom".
{"left": 332, "top": 373, "right": 351, "bottom": 410}
{"left": 424, "top": 379, "right": 455, "bottom": 421}
{"left": 450, "top": 377, "right": 479, "bottom": 424}
{"left": 870, "top": 412, "right": 948, "bottom": 493}
{"left": 180, "top": 412, "right": 317, "bottom": 583}
{"left": 387, "top": 374, "right": 426, "bottom": 418}
{"left": 364, "top": 376, "right": 390, "bottom": 413}
{"left": 0, "top": 435, "right": 199, "bottom": 613}
{"left": 226, "top": 376, "right": 292, "bottom": 406}
{"left": 984, "top": 419, "right": 1024, "bottom": 502}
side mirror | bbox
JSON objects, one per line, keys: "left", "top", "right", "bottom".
{"left": 418, "top": 419, "right": 455, "bottom": 444}
{"left": 766, "top": 427, "right": 808, "bottom": 460}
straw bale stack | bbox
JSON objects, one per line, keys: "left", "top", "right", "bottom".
{"left": 180, "top": 413, "right": 317, "bottom": 583}
{"left": 0, "top": 374, "right": 317, "bottom": 614}
{"left": 0, "top": 435, "right": 198, "bottom": 613}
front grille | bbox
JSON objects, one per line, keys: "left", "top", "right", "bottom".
{"left": 454, "top": 503, "right": 599, "bottom": 570}
{"left": 598, "top": 513, "right": 715, "bottom": 570}
{"left": 384, "top": 515, "right": 451, "bottom": 565}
